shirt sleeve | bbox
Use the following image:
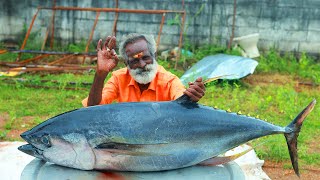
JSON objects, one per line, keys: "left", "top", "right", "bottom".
{"left": 82, "top": 74, "right": 119, "bottom": 107}
{"left": 169, "top": 77, "right": 186, "bottom": 100}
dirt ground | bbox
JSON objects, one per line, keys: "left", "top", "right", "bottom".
{"left": 263, "top": 161, "right": 320, "bottom": 180}
{"left": 243, "top": 73, "right": 320, "bottom": 92}
{"left": 1, "top": 73, "right": 319, "bottom": 179}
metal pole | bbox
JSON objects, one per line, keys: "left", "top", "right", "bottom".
{"left": 13, "top": 5, "right": 186, "bottom": 67}
{"left": 83, "top": 11, "right": 100, "bottom": 64}
{"left": 41, "top": 27, "right": 50, "bottom": 51}
{"left": 9, "top": 49, "right": 96, "bottom": 56}
{"left": 9, "top": 66, "right": 96, "bottom": 72}
{"left": 156, "top": 13, "right": 166, "bottom": 51}
{"left": 182, "top": 0, "right": 185, "bottom": 10}
{"left": 228, "top": 0, "right": 237, "bottom": 50}
{"left": 40, "top": 6, "right": 185, "bottom": 14}
{"left": 112, "top": 0, "right": 119, "bottom": 36}
{"left": 0, "top": 50, "right": 7, "bottom": 54}
{"left": 16, "top": 8, "right": 40, "bottom": 61}
{"left": 50, "top": 0, "right": 57, "bottom": 49}
{"left": 175, "top": 11, "right": 186, "bottom": 69}
{"left": 18, "top": 54, "right": 49, "bottom": 65}
{"left": 48, "top": 54, "right": 75, "bottom": 65}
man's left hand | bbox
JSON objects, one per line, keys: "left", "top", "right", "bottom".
{"left": 184, "top": 77, "right": 205, "bottom": 102}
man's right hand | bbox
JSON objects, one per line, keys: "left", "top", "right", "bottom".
{"left": 96, "top": 36, "right": 119, "bottom": 76}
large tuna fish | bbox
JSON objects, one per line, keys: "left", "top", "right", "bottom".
{"left": 18, "top": 95, "right": 316, "bottom": 177}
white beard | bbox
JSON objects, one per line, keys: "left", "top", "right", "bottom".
{"left": 128, "top": 60, "right": 158, "bottom": 84}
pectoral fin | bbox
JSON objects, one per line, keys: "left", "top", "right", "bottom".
{"left": 94, "top": 142, "right": 169, "bottom": 156}
{"left": 198, "top": 146, "right": 253, "bottom": 166}
{"left": 100, "top": 149, "right": 159, "bottom": 156}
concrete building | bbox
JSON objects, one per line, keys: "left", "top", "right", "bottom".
{"left": 0, "top": 0, "right": 319, "bottom": 55}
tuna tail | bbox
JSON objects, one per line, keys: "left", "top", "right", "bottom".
{"left": 284, "top": 99, "right": 316, "bottom": 177}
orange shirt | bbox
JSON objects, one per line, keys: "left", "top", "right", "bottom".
{"left": 82, "top": 65, "right": 185, "bottom": 106}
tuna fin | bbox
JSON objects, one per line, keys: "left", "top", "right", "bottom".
{"left": 197, "top": 146, "right": 253, "bottom": 166}
{"left": 95, "top": 142, "right": 169, "bottom": 156}
{"left": 96, "top": 149, "right": 161, "bottom": 156}
{"left": 284, "top": 99, "right": 316, "bottom": 177}
{"left": 174, "top": 94, "right": 198, "bottom": 108}
{"left": 95, "top": 142, "right": 168, "bottom": 149}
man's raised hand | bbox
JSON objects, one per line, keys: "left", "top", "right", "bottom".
{"left": 96, "top": 36, "right": 119, "bottom": 76}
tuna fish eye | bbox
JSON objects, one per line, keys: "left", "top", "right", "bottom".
{"left": 41, "top": 135, "right": 51, "bottom": 147}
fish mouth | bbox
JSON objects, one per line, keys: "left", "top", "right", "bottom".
{"left": 18, "top": 144, "right": 44, "bottom": 159}
{"left": 20, "top": 130, "right": 32, "bottom": 143}
{"left": 20, "top": 130, "right": 43, "bottom": 157}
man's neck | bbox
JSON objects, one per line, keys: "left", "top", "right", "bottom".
{"left": 138, "top": 83, "right": 150, "bottom": 93}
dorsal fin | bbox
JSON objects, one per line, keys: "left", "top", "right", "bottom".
{"left": 174, "top": 94, "right": 199, "bottom": 109}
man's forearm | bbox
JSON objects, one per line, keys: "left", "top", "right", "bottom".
{"left": 87, "top": 72, "right": 108, "bottom": 106}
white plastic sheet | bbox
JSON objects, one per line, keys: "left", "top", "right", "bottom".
{"left": 180, "top": 54, "right": 258, "bottom": 85}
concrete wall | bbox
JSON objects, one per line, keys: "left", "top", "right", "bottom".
{"left": 0, "top": 0, "right": 319, "bottom": 55}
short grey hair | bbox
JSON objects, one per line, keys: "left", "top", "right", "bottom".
{"left": 119, "top": 33, "right": 156, "bottom": 61}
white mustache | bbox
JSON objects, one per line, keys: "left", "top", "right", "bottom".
{"left": 128, "top": 61, "right": 158, "bottom": 84}
{"left": 135, "top": 65, "right": 153, "bottom": 74}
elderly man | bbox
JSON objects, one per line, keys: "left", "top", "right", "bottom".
{"left": 82, "top": 33, "right": 205, "bottom": 106}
